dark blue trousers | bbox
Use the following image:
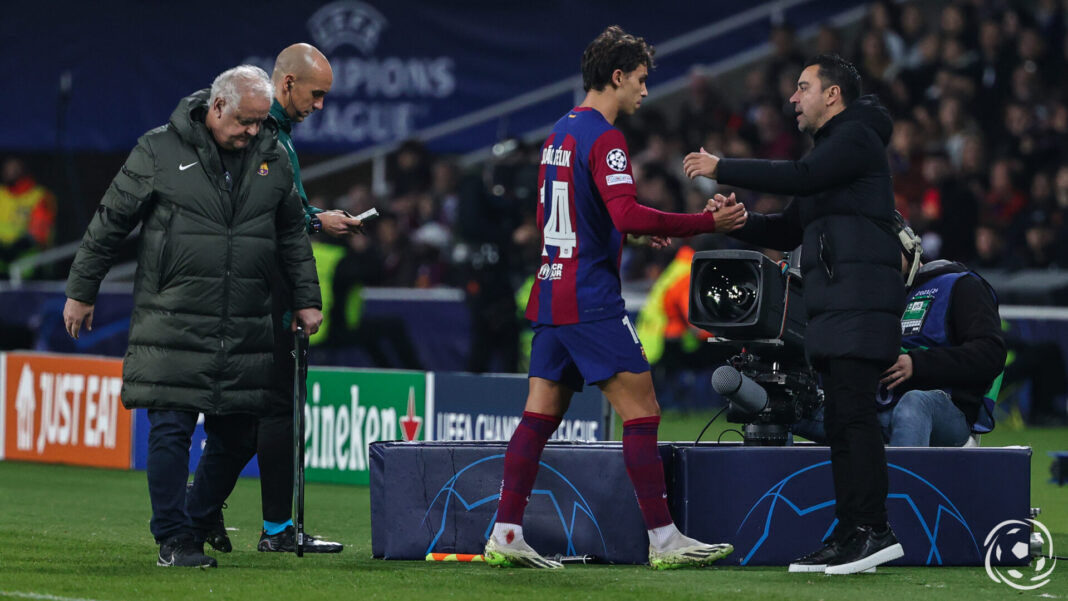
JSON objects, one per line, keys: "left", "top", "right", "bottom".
{"left": 146, "top": 409, "right": 258, "bottom": 543}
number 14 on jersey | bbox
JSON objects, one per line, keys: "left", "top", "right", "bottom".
{"left": 541, "top": 181, "right": 577, "bottom": 258}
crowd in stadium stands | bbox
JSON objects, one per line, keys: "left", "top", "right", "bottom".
{"left": 5, "top": 1, "right": 1068, "bottom": 293}
{"left": 301, "top": 0, "right": 1068, "bottom": 299}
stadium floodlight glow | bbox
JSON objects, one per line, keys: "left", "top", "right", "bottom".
{"left": 688, "top": 249, "right": 806, "bottom": 353}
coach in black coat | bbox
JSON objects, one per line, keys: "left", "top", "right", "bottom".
{"left": 684, "top": 56, "right": 906, "bottom": 575}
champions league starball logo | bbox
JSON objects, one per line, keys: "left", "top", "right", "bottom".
{"left": 735, "top": 461, "right": 983, "bottom": 566}
{"left": 984, "top": 519, "right": 1056, "bottom": 591}
{"left": 606, "top": 148, "right": 627, "bottom": 172}
{"left": 420, "top": 455, "right": 606, "bottom": 557}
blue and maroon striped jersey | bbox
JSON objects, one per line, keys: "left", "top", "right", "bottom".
{"left": 525, "top": 107, "right": 637, "bottom": 325}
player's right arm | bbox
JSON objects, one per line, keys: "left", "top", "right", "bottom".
{"left": 591, "top": 130, "right": 745, "bottom": 236}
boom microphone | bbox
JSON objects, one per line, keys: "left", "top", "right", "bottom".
{"left": 712, "top": 365, "right": 768, "bottom": 414}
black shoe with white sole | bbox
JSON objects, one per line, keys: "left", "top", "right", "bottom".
{"left": 788, "top": 537, "right": 843, "bottom": 573}
{"left": 158, "top": 533, "right": 218, "bottom": 568}
{"left": 824, "top": 525, "right": 903, "bottom": 575}
{"left": 258, "top": 525, "right": 343, "bottom": 553}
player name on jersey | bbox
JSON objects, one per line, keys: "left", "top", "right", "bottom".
{"left": 541, "top": 145, "right": 572, "bottom": 167}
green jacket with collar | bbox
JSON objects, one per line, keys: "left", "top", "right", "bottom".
{"left": 66, "top": 89, "right": 321, "bottom": 415}
{"left": 270, "top": 98, "right": 323, "bottom": 233}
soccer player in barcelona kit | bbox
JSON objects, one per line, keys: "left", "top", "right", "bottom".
{"left": 483, "top": 26, "right": 748, "bottom": 570}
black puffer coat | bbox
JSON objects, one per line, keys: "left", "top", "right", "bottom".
{"left": 66, "top": 90, "right": 320, "bottom": 414}
{"left": 717, "top": 96, "right": 904, "bottom": 365}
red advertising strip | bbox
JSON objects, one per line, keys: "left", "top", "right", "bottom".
{"left": 3, "top": 352, "right": 131, "bottom": 469}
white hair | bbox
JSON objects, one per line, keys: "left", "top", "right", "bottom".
{"left": 209, "top": 65, "right": 273, "bottom": 115}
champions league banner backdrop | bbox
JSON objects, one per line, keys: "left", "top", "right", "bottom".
{"left": 2, "top": 0, "right": 870, "bottom": 153}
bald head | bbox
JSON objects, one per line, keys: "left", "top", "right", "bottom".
{"left": 272, "top": 43, "right": 334, "bottom": 122}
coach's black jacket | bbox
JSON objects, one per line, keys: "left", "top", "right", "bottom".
{"left": 66, "top": 90, "right": 320, "bottom": 415}
{"left": 716, "top": 95, "right": 904, "bottom": 366}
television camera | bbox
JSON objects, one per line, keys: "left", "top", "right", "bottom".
{"left": 687, "top": 250, "right": 822, "bottom": 445}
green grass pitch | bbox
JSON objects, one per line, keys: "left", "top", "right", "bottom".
{"left": 0, "top": 411, "right": 1065, "bottom": 601}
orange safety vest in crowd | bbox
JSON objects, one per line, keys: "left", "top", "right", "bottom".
{"left": 0, "top": 177, "right": 56, "bottom": 247}
{"left": 636, "top": 245, "right": 711, "bottom": 364}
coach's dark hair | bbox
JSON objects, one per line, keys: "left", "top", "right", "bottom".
{"left": 581, "top": 25, "right": 655, "bottom": 92}
{"left": 803, "top": 54, "right": 861, "bottom": 106}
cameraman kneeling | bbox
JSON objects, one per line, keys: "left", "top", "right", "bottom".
{"left": 795, "top": 214, "right": 1006, "bottom": 446}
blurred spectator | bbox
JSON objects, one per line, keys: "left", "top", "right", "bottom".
{"left": 814, "top": 25, "right": 843, "bottom": 56}
{"left": 390, "top": 139, "right": 432, "bottom": 197}
{"left": 376, "top": 212, "right": 418, "bottom": 286}
{"left": 866, "top": 1, "right": 906, "bottom": 65}
{"left": 1019, "top": 209, "right": 1059, "bottom": 269}
{"left": 766, "top": 23, "right": 805, "bottom": 91}
{"left": 857, "top": 28, "right": 900, "bottom": 93}
{"left": 937, "top": 95, "right": 973, "bottom": 168}
{"left": 890, "top": 117, "right": 925, "bottom": 206}
{"left": 970, "top": 223, "right": 1021, "bottom": 271}
{"left": 0, "top": 158, "right": 57, "bottom": 278}
{"left": 981, "top": 158, "right": 1028, "bottom": 229}
{"left": 974, "top": 19, "right": 1013, "bottom": 123}
{"left": 328, "top": 229, "right": 425, "bottom": 370}
{"left": 752, "top": 101, "right": 798, "bottom": 159}
{"left": 898, "top": 3, "right": 928, "bottom": 69}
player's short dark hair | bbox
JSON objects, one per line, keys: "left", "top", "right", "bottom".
{"left": 803, "top": 54, "right": 861, "bottom": 106}
{"left": 581, "top": 25, "right": 655, "bottom": 92}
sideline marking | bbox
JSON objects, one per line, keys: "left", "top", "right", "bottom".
{"left": 1, "top": 591, "right": 106, "bottom": 601}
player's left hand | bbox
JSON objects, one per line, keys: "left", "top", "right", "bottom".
{"left": 880, "top": 353, "right": 913, "bottom": 390}
{"left": 683, "top": 147, "right": 720, "bottom": 180}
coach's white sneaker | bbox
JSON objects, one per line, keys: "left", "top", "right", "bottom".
{"left": 484, "top": 535, "right": 563, "bottom": 569}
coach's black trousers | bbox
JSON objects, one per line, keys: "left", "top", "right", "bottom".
{"left": 820, "top": 358, "right": 889, "bottom": 534}
{"left": 147, "top": 410, "right": 257, "bottom": 543}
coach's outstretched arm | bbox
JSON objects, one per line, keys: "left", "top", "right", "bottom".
{"left": 706, "top": 192, "right": 803, "bottom": 252}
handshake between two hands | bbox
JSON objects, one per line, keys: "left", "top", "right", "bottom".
{"left": 641, "top": 190, "right": 746, "bottom": 250}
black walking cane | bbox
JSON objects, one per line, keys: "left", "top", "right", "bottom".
{"left": 293, "top": 325, "right": 308, "bottom": 557}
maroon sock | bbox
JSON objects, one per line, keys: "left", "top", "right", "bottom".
{"left": 496, "top": 411, "right": 561, "bottom": 526}
{"left": 623, "top": 416, "right": 673, "bottom": 529}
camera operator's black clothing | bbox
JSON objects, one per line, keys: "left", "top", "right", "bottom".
{"left": 717, "top": 96, "right": 904, "bottom": 366}
{"left": 715, "top": 96, "right": 903, "bottom": 534}
{"left": 897, "top": 260, "right": 1005, "bottom": 426}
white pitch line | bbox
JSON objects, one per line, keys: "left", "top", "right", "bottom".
{"left": 0, "top": 591, "right": 107, "bottom": 601}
